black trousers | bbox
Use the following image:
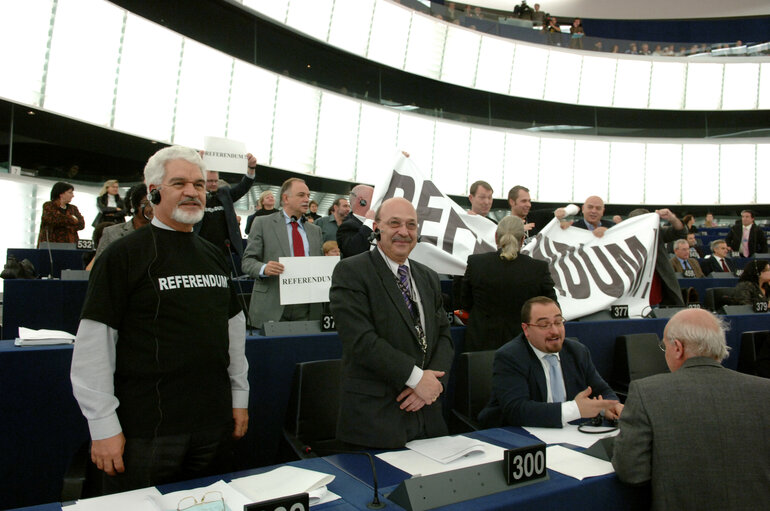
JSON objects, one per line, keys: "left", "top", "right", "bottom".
{"left": 99, "top": 424, "right": 232, "bottom": 495}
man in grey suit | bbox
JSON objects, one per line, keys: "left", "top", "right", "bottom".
{"left": 612, "top": 308, "right": 770, "bottom": 510}
{"left": 330, "top": 198, "right": 454, "bottom": 449}
{"left": 242, "top": 177, "right": 323, "bottom": 328}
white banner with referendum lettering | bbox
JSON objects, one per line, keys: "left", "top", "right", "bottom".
{"left": 522, "top": 214, "right": 660, "bottom": 320}
{"left": 202, "top": 136, "right": 248, "bottom": 174}
{"left": 371, "top": 156, "right": 497, "bottom": 276}
{"left": 372, "top": 156, "right": 660, "bottom": 320}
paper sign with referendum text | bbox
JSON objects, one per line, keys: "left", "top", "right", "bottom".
{"left": 279, "top": 256, "right": 339, "bottom": 305}
{"left": 202, "top": 136, "right": 248, "bottom": 174}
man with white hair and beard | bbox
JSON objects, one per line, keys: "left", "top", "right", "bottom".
{"left": 71, "top": 146, "right": 249, "bottom": 494}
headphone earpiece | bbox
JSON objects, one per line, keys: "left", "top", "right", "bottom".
{"left": 149, "top": 187, "right": 161, "bottom": 205}
{"left": 359, "top": 198, "right": 367, "bottom": 207}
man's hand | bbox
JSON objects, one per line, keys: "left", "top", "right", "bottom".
{"left": 574, "top": 387, "right": 620, "bottom": 418}
{"left": 396, "top": 388, "right": 427, "bottom": 412}
{"left": 91, "top": 433, "right": 126, "bottom": 476}
{"left": 246, "top": 152, "right": 257, "bottom": 175}
{"left": 523, "top": 222, "right": 535, "bottom": 232}
{"left": 554, "top": 208, "right": 567, "bottom": 220}
{"left": 413, "top": 370, "right": 445, "bottom": 404}
{"left": 264, "top": 260, "right": 284, "bottom": 276}
{"left": 592, "top": 226, "right": 608, "bottom": 238}
{"left": 232, "top": 408, "right": 249, "bottom": 439}
{"left": 559, "top": 220, "right": 574, "bottom": 230}
{"left": 604, "top": 402, "right": 624, "bottom": 421}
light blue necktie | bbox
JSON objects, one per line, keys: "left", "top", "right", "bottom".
{"left": 545, "top": 354, "right": 566, "bottom": 403}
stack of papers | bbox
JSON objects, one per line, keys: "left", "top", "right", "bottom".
{"left": 524, "top": 424, "right": 619, "bottom": 449}
{"left": 63, "top": 487, "right": 162, "bottom": 511}
{"left": 406, "top": 436, "right": 487, "bottom": 464}
{"left": 151, "top": 480, "right": 252, "bottom": 510}
{"left": 377, "top": 435, "right": 506, "bottom": 476}
{"left": 15, "top": 327, "right": 75, "bottom": 346}
{"left": 230, "top": 466, "right": 340, "bottom": 506}
{"left": 545, "top": 445, "right": 615, "bottom": 480}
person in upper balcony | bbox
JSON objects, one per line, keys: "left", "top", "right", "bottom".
{"left": 569, "top": 18, "right": 584, "bottom": 49}
{"left": 38, "top": 181, "right": 85, "bottom": 247}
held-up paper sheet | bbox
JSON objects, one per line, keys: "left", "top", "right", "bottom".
{"left": 524, "top": 424, "right": 619, "bottom": 449}
{"left": 545, "top": 445, "right": 615, "bottom": 480}
{"left": 279, "top": 256, "right": 339, "bottom": 305}
{"left": 377, "top": 435, "right": 506, "bottom": 476}
{"left": 230, "top": 465, "right": 341, "bottom": 506}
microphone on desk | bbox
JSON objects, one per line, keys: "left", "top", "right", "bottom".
{"left": 303, "top": 446, "right": 385, "bottom": 509}
{"left": 44, "top": 229, "right": 55, "bottom": 279}
{"left": 225, "top": 239, "right": 253, "bottom": 334}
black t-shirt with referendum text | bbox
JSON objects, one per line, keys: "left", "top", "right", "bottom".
{"left": 81, "top": 225, "right": 241, "bottom": 437}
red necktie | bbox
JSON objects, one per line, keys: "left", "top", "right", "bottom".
{"left": 721, "top": 259, "right": 729, "bottom": 272}
{"left": 291, "top": 221, "right": 305, "bottom": 257}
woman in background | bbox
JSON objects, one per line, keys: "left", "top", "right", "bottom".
{"left": 734, "top": 260, "right": 770, "bottom": 306}
{"left": 93, "top": 179, "right": 126, "bottom": 226}
{"left": 461, "top": 216, "right": 557, "bottom": 352}
{"left": 37, "top": 181, "right": 84, "bottom": 247}
{"left": 245, "top": 190, "right": 279, "bottom": 235}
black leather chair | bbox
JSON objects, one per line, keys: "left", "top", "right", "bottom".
{"left": 283, "top": 359, "right": 343, "bottom": 458}
{"left": 738, "top": 330, "right": 770, "bottom": 377}
{"left": 452, "top": 350, "right": 496, "bottom": 431}
{"left": 704, "top": 287, "right": 736, "bottom": 313}
{"left": 611, "top": 333, "right": 669, "bottom": 400}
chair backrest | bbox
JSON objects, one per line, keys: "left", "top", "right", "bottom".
{"left": 284, "top": 359, "right": 341, "bottom": 442}
{"left": 612, "top": 333, "right": 669, "bottom": 394}
{"left": 454, "top": 350, "right": 496, "bottom": 420}
{"left": 704, "top": 287, "right": 736, "bottom": 312}
{"left": 738, "top": 330, "right": 769, "bottom": 375}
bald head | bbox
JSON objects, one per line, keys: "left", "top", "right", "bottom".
{"left": 582, "top": 196, "right": 605, "bottom": 227}
{"left": 374, "top": 198, "right": 418, "bottom": 264}
{"left": 662, "top": 309, "right": 729, "bottom": 371}
{"left": 350, "top": 185, "right": 374, "bottom": 216}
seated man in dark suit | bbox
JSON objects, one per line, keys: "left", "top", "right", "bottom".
{"left": 479, "top": 296, "right": 622, "bottom": 428}
{"left": 570, "top": 196, "right": 614, "bottom": 237}
{"left": 686, "top": 233, "right": 705, "bottom": 258}
{"left": 702, "top": 239, "right": 736, "bottom": 275}
{"left": 670, "top": 239, "right": 705, "bottom": 278}
{"left": 612, "top": 308, "right": 770, "bottom": 510}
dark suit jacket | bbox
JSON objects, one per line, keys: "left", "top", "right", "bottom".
{"left": 479, "top": 334, "right": 616, "bottom": 428}
{"left": 571, "top": 218, "right": 614, "bottom": 231}
{"left": 461, "top": 251, "right": 557, "bottom": 352}
{"left": 336, "top": 214, "right": 373, "bottom": 258}
{"left": 725, "top": 221, "right": 768, "bottom": 256}
{"left": 329, "top": 249, "right": 454, "bottom": 448}
{"left": 656, "top": 224, "right": 689, "bottom": 306}
{"left": 194, "top": 174, "right": 254, "bottom": 258}
{"left": 701, "top": 255, "right": 736, "bottom": 275}
{"left": 523, "top": 208, "right": 555, "bottom": 238}
{"left": 613, "top": 358, "right": 770, "bottom": 510}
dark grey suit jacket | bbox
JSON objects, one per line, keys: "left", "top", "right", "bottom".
{"left": 479, "top": 334, "right": 616, "bottom": 428}
{"left": 612, "top": 358, "right": 770, "bottom": 510}
{"left": 241, "top": 212, "right": 323, "bottom": 328}
{"left": 701, "top": 255, "right": 736, "bottom": 275}
{"left": 329, "top": 249, "right": 454, "bottom": 448}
